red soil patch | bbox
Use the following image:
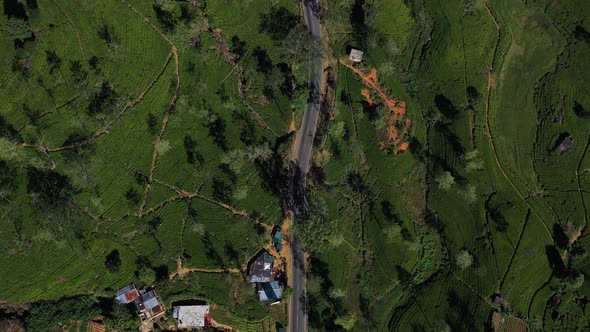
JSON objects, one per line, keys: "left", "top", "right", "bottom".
{"left": 340, "top": 58, "right": 411, "bottom": 155}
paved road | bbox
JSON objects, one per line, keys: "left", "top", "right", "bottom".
{"left": 289, "top": 1, "right": 323, "bottom": 332}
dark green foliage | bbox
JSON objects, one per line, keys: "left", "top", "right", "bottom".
{"left": 574, "top": 25, "right": 590, "bottom": 43}
{"left": 212, "top": 178, "right": 232, "bottom": 202}
{"left": 573, "top": 101, "right": 589, "bottom": 118}
{"left": 0, "top": 114, "right": 21, "bottom": 142}
{"left": 62, "top": 132, "right": 93, "bottom": 163}
{"left": 22, "top": 103, "right": 41, "bottom": 125}
{"left": 26, "top": 168, "right": 72, "bottom": 206}
{"left": 230, "top": 35, "right": 247, "bottom": 57}
{"left": 183, "top": 135, "right": 204, "bottom": 165}
{"left": 434, "top": 94, "right": 459, "bottom": 118}
{"left": 105, "top": 249, "right": 121, "bottom": 273}
{"left": 88, "top": 55, "right": 99, "bottom": 70}
{"left": 258, "top": 7, "right": 297, "bottom": 41}
{"left": 125, "top": 188, "right": 140, "bottom": 206}
{"left": 87, "top": 82, "right": 116, "bottom": 114}
{"left": 0, "top": 160, "right": 18, "bottom": 201}
{"left": 69, "top": 60, "right": 87, "bottom": 83}
{"left": 25, "top": 296, "right": 100, "bottom": 331}
{"left": 252, "top": 46, "right": 272, "bottom": 74}
{"left": 178, "top": 3, "right": 196, "bottom": 25}
{"left": 3, "top": 0, "right": 28, "bottom": 20}
{"left": 45, "top": 49, "right": 61, "bottom": 73}
{"left": 152, "top": 3, "right": 176, "bottom": 32}
{"left": 97, "top": 24, "right": 118, "bottom": 45}
{"left": 205, "top": 113, "right": 227, "bottom": 151}
{"left": 26, "top": 0, "right": 38, "bottom": 10}
{"left": 466, "top": 86, "right": 480, "bottom": 103}
{"left": 146, "top": 113, "right": 158, "bottom": 134}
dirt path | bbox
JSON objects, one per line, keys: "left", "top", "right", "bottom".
{"left": 210, "top": 318, "right": 238, "bottom": 332}
{"left": 339, "top": 58, "right": 411, "bottom": 154}
{"left": 18, "top": 48, "right": 175, "bottom": 153}
{"left": 482, "top": 3, "right": 553, "bottom": 241}
{"left": 169, "top": 258, "right": 241, "bottom": 280}
{"left": 137, "top": 178, "right": 273, "bottom": 232}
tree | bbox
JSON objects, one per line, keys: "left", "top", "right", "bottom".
{"left": 183, "top": 135, "right": 204, "bottom": 165}
{"left": 98, "top": 24, "right": 118, "bottom": 45}
{"left": 335, "top": 313, "right": 357, "bottom": 331}
{"left": 436, "top": 171, "right": 455, "bottom": 190}
{"left": 27, "top": 168, "right": 72, "bottom": 205}
{"left": 6, "top": 17, "right": 31, "bottom": 40}
{"left": 259, "top": 7, "right": 298, "bottom": 41}
{"left": 456, "top": 250, "right": 473, "bottom": 269}
{"left": 146, "top": 113, "right": 158, "bottom": 134}
{"left": 26, "top": 296, "right": 100, "bottom": 331}
{"left": 88, "top": 81, "right": 116, "bottom": 114}
{"left": 69, "top": 60, "right": 87, "bottom": 82}
{"left": 105, "top": 249, "right": 122, "bottom": 273}
{"left": 279, "top": 25, "right": 323, "bottom": 66}
{"left": 45, "top": 49, "right": 62, "bottom": 74}
{"left": 152, "top": 3, "right": 176, "bottom": 32}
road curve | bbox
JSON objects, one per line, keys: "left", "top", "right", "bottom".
{"left": 289, "top": 1, "right": 323, "bottom": 332}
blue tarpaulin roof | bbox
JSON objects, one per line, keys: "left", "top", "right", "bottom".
{"left": 258, "top": 281, "right": 282, "bottom": 301}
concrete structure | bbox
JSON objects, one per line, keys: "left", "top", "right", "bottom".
{"left": 173, "top": 305, "right": 210, "bottom": 329}
{"left": 349, "top": 49, "right": 364, "bottom": 62}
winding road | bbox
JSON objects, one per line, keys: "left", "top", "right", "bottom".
{"left": 289, "top": 1, "right": 324, "bottom": 332}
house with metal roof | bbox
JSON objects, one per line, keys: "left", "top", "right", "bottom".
{"left": 115, "top": 284, "right": 140, "bottom": 305}
{"left": 173, "top": 304, "right": 210, "bottom": 329}
{"left": 249, "top": 250, "right": 275, "bottom": 283}
{"left": 135, "top": 289, "right": 166, "bottom": 322}
{"left": 257, "top": 281, "right": 282, "bottom": 301}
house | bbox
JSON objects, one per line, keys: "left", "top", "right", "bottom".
{"left": 249, "top": 250, "right": 275, "bottom": 283}
{"left": 349, "top": 49, "right": 364, "bottom": 62}
{"left": 272, "top": 228, "right": 283, "bottom": 253}
{"left": 257, "top": 281, "right": 282, "bottom": 301}
{"left": 173, "top": 305, "right": 210, "bottom": 330}
{"left": 115, "top": 284, "right": 140, "bottom": 305}
{"left": 135, "top": 289, "right": 166, "bottom": 322}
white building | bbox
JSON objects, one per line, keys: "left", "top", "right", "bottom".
{"left": 349, "top": 49, "right": 364, "bottom": 62}
{"left": 173, "top": 305, "right": 210, "bottom": 329}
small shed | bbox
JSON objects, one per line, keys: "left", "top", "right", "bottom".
{"left": 258, "top": 281, "right": 282, "bottom": 301}
{"left": 349, "top": 49, "right": 364, "bottom": 62}
{"left": 272, "top": 228, "right": 284, "bottom": 253}
{"left": 173, "top": 305, "right": 210, "bottom": 329}
{"left": 249, "top": 250, "right": 275, "bottom": 283}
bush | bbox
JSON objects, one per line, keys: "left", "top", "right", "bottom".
{"left": 105, "top": 249, "right": 122, "bottom": 273}
{"left": 26, "top": 296, "right": 100, "bottom": 331}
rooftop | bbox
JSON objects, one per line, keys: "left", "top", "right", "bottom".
{"left": 173, "top": 305, "right": 210, "bottom": 329}
{"left": 249, "top": 250, "right": 275, "bottom": 283}
{"left": 349, "top": 49, "right": 364, "bottom": 62}
{"left": 258, "top": 281, "right": 282, "bottom": 301}
{"left": 115, "top": 284, "right": 140, "bottom": 305}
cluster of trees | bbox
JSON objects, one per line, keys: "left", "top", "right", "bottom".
{"left": 88, "top": 81, "right": 116, "bottom": 114}
{"left": 25, "top": 296, "right": 100, "bottom": 331}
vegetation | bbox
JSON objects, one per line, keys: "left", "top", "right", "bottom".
{"left": 0, "top": 0, "right": 589, "bottom": 331}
